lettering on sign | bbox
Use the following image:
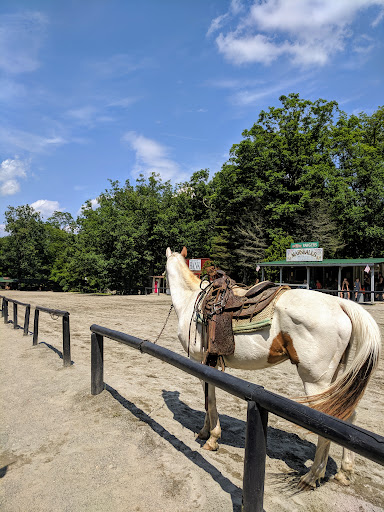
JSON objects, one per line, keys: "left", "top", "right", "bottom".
{"left": 189, "top": 259, "right": 202, "bottom": 271}
{"left": 290, "top": 241, "right": 319, "bottom": 249}
{"left": 286, "top": 248, "right": 323, "bottom": 262}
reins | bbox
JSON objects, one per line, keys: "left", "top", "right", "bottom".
{"left": 153, "top": 303, "right": 174, "bottom": 344}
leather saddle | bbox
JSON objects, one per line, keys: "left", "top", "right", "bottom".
{"left": 200, "top": 271, "right": 285, "bottom": 365}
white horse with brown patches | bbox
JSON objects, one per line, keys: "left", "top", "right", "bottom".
{"left": 166, "top": 247, "right": 381, "bottom": 489}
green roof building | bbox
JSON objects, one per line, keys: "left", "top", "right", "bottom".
{"left": 257, "top": 258, "right": 384, "bottom": 303}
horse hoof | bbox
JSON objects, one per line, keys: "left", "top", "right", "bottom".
{"left": 297, "top": 474, "right": 317, "bottom": 491}
{"left": 203, "top": 439, "right": 219, "bottom": 451}
{"left": 334, "top": 471, "right": 352, "bottom": 486}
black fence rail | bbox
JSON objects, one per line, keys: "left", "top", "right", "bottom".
{"left": 1, "top": 296, "right": 31, "bottom": 335}
{"left": 90, "top": 324, "right": 384, "bottom": 512}
{"left": 33, "top": 306, "right": 71, "bottom": 367}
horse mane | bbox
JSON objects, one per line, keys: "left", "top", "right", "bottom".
{"left": 167, "top": 250, "right": 201, "bottom": 291}
{"left": 177, "top": 254, "right": 201, "bottom": 289}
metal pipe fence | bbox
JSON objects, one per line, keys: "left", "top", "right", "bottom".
{"left": 1, "top": 296, "right": 31, "bottom": 335}
{"left": 275, "top": 286, "right": 384, "bottom": 303}
{"left": 90, "top": 324, "right": 384, "bottom": 512}
{"left": 33, "top": 306, "right": 71, "bottom": 367}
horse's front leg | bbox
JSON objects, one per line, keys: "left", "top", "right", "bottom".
{"left": 197, "top": 381, "right": 221, "bottom": 451}
{"left": 298, "top": 436, "right": 331, "bottom": 489}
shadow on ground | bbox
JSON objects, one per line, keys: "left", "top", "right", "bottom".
{"left": 162, "top": 389, "right": 338, "bottom": 478}
{"left": 38, "top": 342, "right": 75, "bottom": 365}
{"left": 106, "top": 384, "right": 243, "bottom": 512}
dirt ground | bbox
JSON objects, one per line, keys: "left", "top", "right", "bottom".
{"left": 0, "top": 291, "right": 383, "bottom": 512}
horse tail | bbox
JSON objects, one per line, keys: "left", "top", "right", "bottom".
{"left": 300, "top": 299, "right": 381, "bottom": 421}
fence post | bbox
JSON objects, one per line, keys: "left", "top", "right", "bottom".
{"left": 4, "top": 299, "right": 8, "bottom": 323}
{"left": 13, "top": 302, "right": 18, "bottom": 329}
{"left": 91, "top": 332, "right": 104, "bottom": 395}
{"left": 33, "top": 309, "right": 39, "bottom": 345}
{"left": 23, "top": 305, "right": 30, "bottom": 335}
{"left": 242, "top": 400, "right": 268, "bottom": 512}
{"left": 62, "top": 314, "right": 71, "bottom": 367}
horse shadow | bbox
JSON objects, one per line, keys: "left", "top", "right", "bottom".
{"left": 161, "top": 390, "right": 338, "bottom": 479}
{"left": 105, "top": 384, "right": 243, "bottom": 511}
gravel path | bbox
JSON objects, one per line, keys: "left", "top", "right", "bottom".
{"left": 1, "top": 292, "right": 383, "bottom": 511}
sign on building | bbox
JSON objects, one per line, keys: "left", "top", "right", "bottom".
{"left": 290, "top": 241, "right": 319, "bottom": 249}
{"left": 188, "top": 259, "right": 202, "bottom": 271}
{"left": 286, "top": 248, "right": 323, "bottom": 262}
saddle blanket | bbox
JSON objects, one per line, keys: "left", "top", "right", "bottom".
{"left": 232, "top": 285, "right": 289, "bottom": 333}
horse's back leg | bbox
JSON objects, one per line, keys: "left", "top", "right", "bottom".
{"left": 334, "top": 410, "right": 356, "bottom": 485}
{"left": 298, "top": 380, "right": 333, "bottom": 489}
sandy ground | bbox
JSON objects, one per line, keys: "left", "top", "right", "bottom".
{"left": 0, "top": 291, "right": 383, "bottom": 512}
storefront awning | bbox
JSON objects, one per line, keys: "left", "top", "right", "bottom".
{"left": 257, "top": 258, "right": 384, "bottom": 267}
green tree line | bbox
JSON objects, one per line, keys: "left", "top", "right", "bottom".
{"left": 1, "top": 94, "right": 383, "bottom": 292}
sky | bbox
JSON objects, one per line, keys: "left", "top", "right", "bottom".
{"left": 1, "top": 0, "right": 384, "bottom": 234}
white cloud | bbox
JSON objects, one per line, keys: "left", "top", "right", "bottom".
{"left": 122, "top": 131, "right": 185, "bottom": 181}
{"left": 30, "top": 199, "right": 62, "bottom": 218}
{"left": 211, "top": 0, "right": 384, "bottom": 67}
{"left": 0, "top": 11, "right": 48, "bottom": 74}
{"left": 207, "top": 0, "right": 244, "bottom": 36}
{"left": 372, "top": 8, "right": 384, "bottom": 26}
{"left": 231, "top": 78, "right": 303, "bottom": 106}
{"left": 207, "top": 13, "right": 229, "bottom": 37}
{"left": 0, "top": 158, "right": 28, "bottom": 196}
{"left": 216, "top": 33, "right": 286, "bottom": 65}
{"left": 77, "top": 198, "right": 100, "bottom": 217}
{"left": 0, "top": 126, "right": 67, "bottom": 153}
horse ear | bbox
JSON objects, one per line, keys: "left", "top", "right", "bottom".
{"left": 166, "top": 247, "right": 172, "bottom": 258}
{"left": 181, "top": 246, "right": 187, "bottom": 258}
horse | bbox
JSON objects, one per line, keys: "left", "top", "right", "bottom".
{"left": 165, "top": 247, "right": 381, "bottom": 489}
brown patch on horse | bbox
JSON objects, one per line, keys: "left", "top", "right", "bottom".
{"left": 181, "top": 246, "right": 187, "bottom": 258}
{"left": 268, "top": 332, "right": 299, "bottom": 365}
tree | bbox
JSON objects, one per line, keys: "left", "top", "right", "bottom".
{"left": 234, "top": 214, "right": 267, "bottom": 282}
{"left": 210, "top": 93, "right": 339, "bottom": 277}
{"left": 328, "top": 107, "right": 384, "bottom": 256}
{"left": 2, "top": 205, "right": 50, "bottom": 284}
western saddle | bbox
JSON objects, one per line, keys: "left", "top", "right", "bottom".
{"left": 196, "top": 270, "right": 289, "bottom": 368}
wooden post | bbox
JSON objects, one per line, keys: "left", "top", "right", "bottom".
{"left": 13, "top": 302, "right": 18, "bottom": 329}
{"left": 242, "top": 400, "right": 268, "bottom": 512}
{"left": 33, "top": 309, "right": 39, "bottom": 345}
{"left": 62, "top": 314, "right": 71, "bottom": 367}
{"left": 23, "top": 305, "right": 30, "bottom": 335}
{"left": 91, "top": 332, "right": 104, "bottom": 395}
{"left": 3, "top": 299, "right": 8, "bottom": 323}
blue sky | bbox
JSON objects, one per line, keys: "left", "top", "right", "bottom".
{"left": 1, "top": 0, "right": 383, "bottom": 233}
